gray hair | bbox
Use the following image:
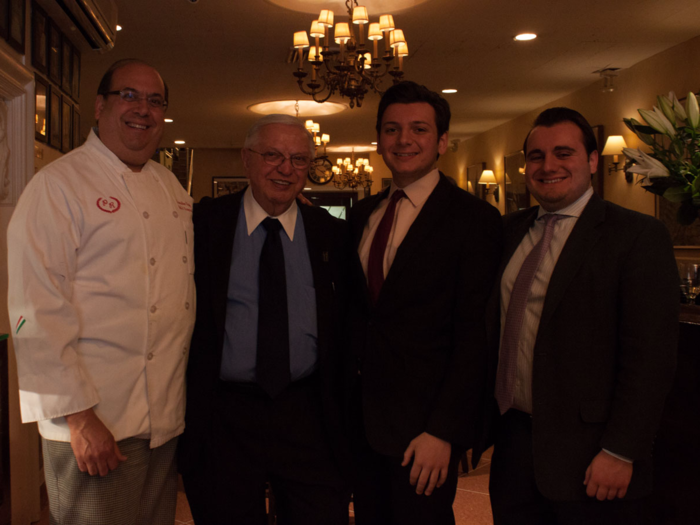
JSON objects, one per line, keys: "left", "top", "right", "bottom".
{"left": 243, "top": 114, "right": 315, "bottom": 157}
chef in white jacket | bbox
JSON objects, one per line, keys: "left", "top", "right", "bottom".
{"left": 7, "top": 59, "right": 194, "bottom": 525}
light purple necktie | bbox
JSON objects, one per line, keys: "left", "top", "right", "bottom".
{"left": 495, "top": 213, "right": 564, "bottom": 415}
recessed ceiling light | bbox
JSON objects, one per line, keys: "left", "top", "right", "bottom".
{"left": 164, "top": 118, "right": 173, "bottom": 123}
{"left": 442, "top": 89, "right": 457, "bottom": 94}
{"left": 174, "top": 140, "right": 185, "bottom": 144}
{"left": 248, "top": 100, "right": 347, "bottom": 116}
{"left": 116, "top": 25, "right": 122, "bottom": 31}
{"left": 514, "top": 33, "right": 537, "bottom": 41}
{"left": 304, "top": 187, "right": 312, "bottom": 190}
{"left": 371, "top": 142, "right": 377, "bottom": 145}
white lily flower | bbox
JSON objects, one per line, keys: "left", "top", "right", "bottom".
{"left": 623, "top": 148, "right": 670, "bottom": 181}
{"left": 687, "top": 92, "right": 700, "bottom": 129}
{"left": 657, "top": 94, "right": 676, "bottom": 124}
{"left": 670, "top": 91, "right": 687, "bottom": 121}
{"left": 639, "top": 108, "right": 676, "bottom": 137}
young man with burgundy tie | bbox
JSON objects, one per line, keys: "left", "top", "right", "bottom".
{"left": 348, "top": 81, "right": 502, "bottom": 524}
{"left": 488, "top": 107, "right": 678, "bottom": 524}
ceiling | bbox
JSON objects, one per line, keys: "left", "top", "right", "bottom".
{"left": 76, "top": 0, "right": 700, "bottom": 150}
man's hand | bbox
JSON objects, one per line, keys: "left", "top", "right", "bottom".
{"left": 583, "top": 450, "right": 633, "bottom": 500}
{"left": 65, "top": 408, "right": 127, "bottom": 476}
{"left": 401, "top": 432, "right": 451, "bottom": 496}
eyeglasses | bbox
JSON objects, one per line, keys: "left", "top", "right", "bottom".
{"left": 100, "top": 89, "right": 168, "bottom": 110}
{"left": 249, "top": 149, "right": 311, "bottom": 169}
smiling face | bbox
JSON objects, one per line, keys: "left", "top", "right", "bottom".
{"left": 242, "top": 123, "right": 310, "bottom": 216}
{"left": 524, "top": 122, "right": 598, "bottom": 212}
{"left": 94, "top": 63, "right": 165, "bottom": 172}
{"left": 377, "top": 102, "right": 448, "bottom": 187}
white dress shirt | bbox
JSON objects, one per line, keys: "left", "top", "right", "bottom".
{"left": 499, "top": 187, "right": 594, "bottom": 414}
{"left": 358, "top": 169, "right": 440, "bottom": 279}
{"left": 8, "top": 129, "right": 195, "bottom": 448}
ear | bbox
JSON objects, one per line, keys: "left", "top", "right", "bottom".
{"left": 588, "top": 149, "right": 599, "bottom": 175}
{"left": 437, "top": 131, "right": 449, "bottom": 156}
{"left": 94, "top": 95, "right": 106, "bottom": 122}
{"left": 241, "top": 148, "right": 252, "bottom": 172}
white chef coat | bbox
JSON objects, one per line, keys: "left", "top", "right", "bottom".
{"left": 7, "top": 129, "right": 195, "bottom": 448}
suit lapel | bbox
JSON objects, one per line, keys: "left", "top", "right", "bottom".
{"left": 350, "top": 190, "right": 386, "bottom": 310}
{"left": 377, "top": 175, "right": 451, "bottom": 306}
{"left": 537, "top": 194, "right": 605, "bottom": 336}
{"left": 210, "top": 191, "right": 244, "bottom": 346}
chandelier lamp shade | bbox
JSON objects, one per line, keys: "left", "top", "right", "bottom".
{"left": 292, "top": 0, "right": 408, "bottom": 109}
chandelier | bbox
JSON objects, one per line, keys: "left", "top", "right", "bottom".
{"left": 292, "top": 0, "right": 409, "bottom": 109}
{"left": 332, "top": 150, "right": 374, "bottom": 190}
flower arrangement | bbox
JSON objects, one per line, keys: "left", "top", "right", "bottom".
{"left": 622, "top": 91, "right": 700, "bottom": 224}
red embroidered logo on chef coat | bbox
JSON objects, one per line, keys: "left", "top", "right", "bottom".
{"left": 97, "top": 197, "right": 121, "bottom": 213}
{"left": 177, "top": 201, "right": 192, "bottom": 212}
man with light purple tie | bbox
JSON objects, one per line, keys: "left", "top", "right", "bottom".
{"left": 488, "top": 107, "right": 678, "bottom": 525}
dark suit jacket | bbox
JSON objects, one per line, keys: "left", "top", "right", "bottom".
{"left": 487, "top": 193, "right": 678, "bottom": 500}
{"left": 348, "top": 173, "right": 502, "bottom": 461}
{"left": 178, "top": 190, "right": 351, "bottom": 475}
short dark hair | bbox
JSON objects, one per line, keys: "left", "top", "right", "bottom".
{"left": 523, "top": 107, "right": 597, "bottom": 155}
{"left": 376, "top": 81, "right": 451, "bottom": 138}
{"left": 97, "top": 59, "right": 168, "bottom": 105}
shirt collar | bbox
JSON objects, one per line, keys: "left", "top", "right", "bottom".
{"left": 536, "top": 186, "right": 594, "bottom": 220}
{"left": 243, "top": 186, "right": 298, "bottom": 240}
{"left": 389, "top": 168, "right": 440, "bottom": 209}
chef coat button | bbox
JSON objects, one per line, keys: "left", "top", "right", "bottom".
{"left": 150, "top": 258, "right": 156, "bottom": 266}
{"left": 182, "top": 256, "right": 188, "bottom": 264}
{"left": 143, "top": 211, "right": 150, "bottom": 219}
{"left": 173, "top": 211, "right": 179, "bottom": 218}
{"left": 150, "top": 305, "right": 157, "bottom": 314}
{"left": 185, "top": 302, "right": 190, "bottom": 309}
{"left": 147, "top": 353, "right": 154, "bottom": 360}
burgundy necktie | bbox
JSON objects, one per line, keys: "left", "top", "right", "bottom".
{"left": 495, "top": 213, "right": 564, "bottom": 415}
{"left": 367, "top": 190, "right": 405, "bottom": 304}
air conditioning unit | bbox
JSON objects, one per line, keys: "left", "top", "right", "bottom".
{"left": 55, "top": 0, "right": 118, "bottom": 52}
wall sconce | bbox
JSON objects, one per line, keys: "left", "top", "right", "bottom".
{"left": 478, "top": 169, "right": 499, "bottom": 202}
{"left": 602, "top": 135, "right": 630, "bottom": 182}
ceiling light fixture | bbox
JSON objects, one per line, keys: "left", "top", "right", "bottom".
{"left": 174, "top": 140, "right": 185, "bottom": 144}
{"left": 442, "top": 89, "right": 457, "bottom": 94}
{"left": 514, "top": 33, "right": 537, "bottom": 41}
{"left": 248, "top": 99, "right": 346, "bottom": 116}
{"left": 164, "top": 118, "right": 174, "bottom": 123}
{"left": 332, "top": 149, "right": 374, "bottom": 190}
{"left": 292, "top": 1, "right": 408, "bottom": 108}
{"left": 116, "top": 25, "right": 122, "bottom": 31}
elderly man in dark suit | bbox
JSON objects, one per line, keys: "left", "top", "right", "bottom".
{"left": 179, "top": 114, "right": 350, "bottom": 525}
{"left": 488, "top": 107, "right": 678, "bottom": 524}
{"left": 348, "top": 81, "right": 502, "bottom": 525}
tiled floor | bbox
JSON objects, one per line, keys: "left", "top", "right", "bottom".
{"left": 35, "top": 448, "right": 494, "bottom": 525}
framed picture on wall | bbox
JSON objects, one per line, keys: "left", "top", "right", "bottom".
{"left": 31, "top": 2, "right": 47, "bottom": 74}
{"left": 35, "top": 74, "right": 48, "bottom": 142}
{"left": 467, "top": 162, "right": 485, "bottom": 199}
{"left": 504, "top": 150, "right": 529, "bottom": 213}
{"left": 49, "top": 90, "right": 61, "bottom": 149}
{"left": 61, "top": 98, "right": 72, "bottom": 153}
{"left": 61, "top": 37, "right": 72, "bottom": 96}
{"left": 0, "top": 0, "right": 8, "bottom": 42}
{"left": 48, "top": 20, "right": 61, "bottom": 85}
{"left": 590, "top": 124, "right": 605, "bottom": 198}
{"left": 72, "top": 106, "right": 81, "bottom": 149}
{"left": 71, "top": 45, "right": 81, "bottom": 99}
{"left": 8, "top": 0, "right": 25, "bottom": 54}
{"left": 212, "top": 177, "right": 248, "bottom": 198}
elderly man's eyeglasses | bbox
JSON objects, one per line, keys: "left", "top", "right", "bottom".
{"left": 100, "top": 89, "right": 168, "bottom": 110}
{"left": 249, "top": 150, "right": 311, "bottom": 169}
